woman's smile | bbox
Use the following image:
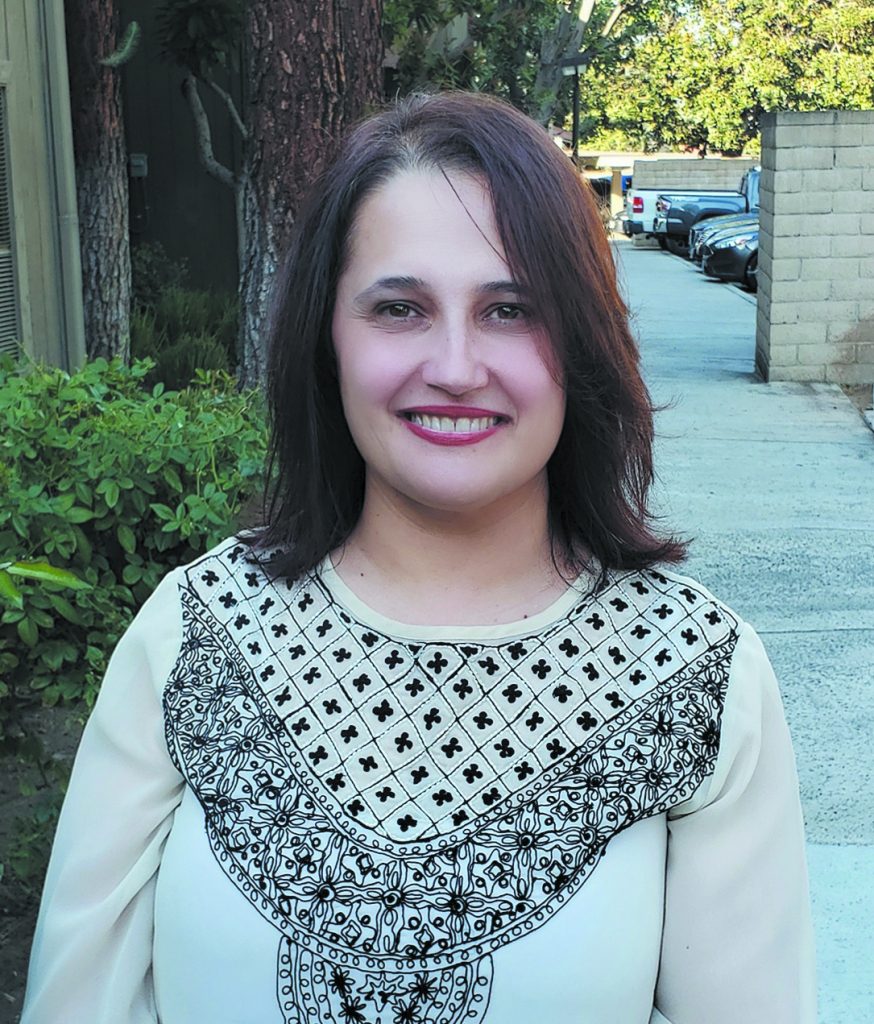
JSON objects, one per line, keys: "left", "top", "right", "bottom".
{"left": 399, "top": 405, "right": 509, "bottom": 445}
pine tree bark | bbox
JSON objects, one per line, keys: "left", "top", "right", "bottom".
{"left": 238, "top": 0, "right": 384, "bottom": 389}
{"left": 64, "top": 0, "right": 131, "bottom": 362}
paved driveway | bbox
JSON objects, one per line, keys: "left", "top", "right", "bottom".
{"left": 613, "top": 240, "right": 874, "bottom": 1024}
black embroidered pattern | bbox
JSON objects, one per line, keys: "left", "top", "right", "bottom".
{"left": 163, "top": 541, "right": 739, "bottom": 1024}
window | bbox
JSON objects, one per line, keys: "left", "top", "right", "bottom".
{"left": 0, "top": 85, "right": 20, "bottom": 359}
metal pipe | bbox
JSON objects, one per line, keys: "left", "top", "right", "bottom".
{"left": 39, "top": 0, "right": 85, "bottom": 370}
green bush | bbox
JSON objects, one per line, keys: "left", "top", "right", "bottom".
{"left": 0, "top": 356, "right": 267, "bottom": 748}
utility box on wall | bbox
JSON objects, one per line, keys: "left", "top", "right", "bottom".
{"left": 757, "top": 109, "right": 874, "bottom": 384}
{"left": 1, "top": 0, "right": 84, "bottom": 369}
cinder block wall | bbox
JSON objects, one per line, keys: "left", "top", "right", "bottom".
{"left": 633, "top": 157, "right": 756, "bottom": 192}
{"left": 757, "top": 110, "right": 874, "bottom": 383}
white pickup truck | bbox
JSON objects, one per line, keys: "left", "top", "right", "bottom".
{"left": 623, "top": 188, "right": 741, "bottom": 242}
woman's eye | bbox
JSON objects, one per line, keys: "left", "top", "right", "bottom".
{"left": 488, "top": 304, "right": 526, "bottom": 322}
{"left": 378, "top": 302, "right": 417, "bottom": 319}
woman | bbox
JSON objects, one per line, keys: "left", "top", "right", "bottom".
{"left": 23, "top": 92, "right": 815, "bottom": 1023}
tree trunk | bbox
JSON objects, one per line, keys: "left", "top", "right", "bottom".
{"left": 64, "top": 0, "right": 131, "bottom": 362}
{"left": 528, "top": 0, "right": 625, "bottom": 127}
{"left": 238, "top": 0, "right": 384, "bottom": 389}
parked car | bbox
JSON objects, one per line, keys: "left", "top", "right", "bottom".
{"left": 654, "top": 167, "right": 760, "bottom": 257}
{"left": 700, "top": 228, "right": 759, "bottom": 291}
{"left": 689, "top": 212, "right": 758, "bottom": 263}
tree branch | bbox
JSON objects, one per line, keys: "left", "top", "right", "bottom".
{"left": 205, "top": 76, "right": 249, "bottom": 141}
{"left": 181, "top": 73, "right": 237, "bottom": 190}
{"left": 578, "top": 0, "right": 597, "bottom": 32}
{"left": 601, "top": 4, "right": 625, "bottom": 38}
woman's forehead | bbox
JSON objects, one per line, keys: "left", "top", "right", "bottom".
{"left": 340, "top": 169, "right": 512, "bottom": 287}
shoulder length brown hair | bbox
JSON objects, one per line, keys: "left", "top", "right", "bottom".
{"left": 254, "top": 91, "right": 685, "bottom": 582}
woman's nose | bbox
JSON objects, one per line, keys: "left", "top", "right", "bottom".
{"left": 420, "top": 321, "right": 489, "bottom": 394}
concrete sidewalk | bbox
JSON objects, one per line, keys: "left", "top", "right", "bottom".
{"left": 613, "top": 240, "right": 874, "bottom": 1024}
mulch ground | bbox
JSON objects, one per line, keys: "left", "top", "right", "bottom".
{"left": 1, "top": 707, "right": 83, "bottom": 1023}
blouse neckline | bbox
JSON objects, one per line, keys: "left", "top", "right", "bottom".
{"left": 316, "top": 556, "right": 597, "bottom": 642}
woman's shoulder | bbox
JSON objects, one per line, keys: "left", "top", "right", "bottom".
{"left": 172, "top": 532, "right": 283, "bottom": 584}
{"left": 164, "top": 532, "right": 312, "bottom": 613}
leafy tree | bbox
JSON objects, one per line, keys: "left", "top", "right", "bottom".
{"left": 384, "top": 0, "right": 672, "bottom": 126}
{"left": 579, "top": 0, "right": 874, "bottom": 153}
{"left": 156, "top": 0, "right": 384, "bottom": 387}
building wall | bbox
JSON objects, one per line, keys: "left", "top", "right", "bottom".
{"left": 757, "top": 109, "right": 874, "bottom": 384}
{"left": 0, "top": 1, "right": 84, "bottom": 367}
{"left": 632, "top": 157, "right": 756, "bottom": 192}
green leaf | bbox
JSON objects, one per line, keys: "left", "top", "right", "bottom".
{"left": 0, "top": 570, "right": 23, "bottom": 609}
{"left": 75, "top": 481, "right": 92, "bottom": 505}
{"left": 47, "top": 593, "right": 84, "bottom": 625}
{"left": 29, "top": 608, "right": 54, "bottom": 629}
{"left": 117, "top": 524, "right": 136, "bottom": 554}
{"left": 150, "top": 503, "right": 175, "bottom": 522}
{"left": 72, "top": 526, "right": 93, "bottom": 562}
{"left": 104, "top": 480, "right": 120, "bottom": 509}
{"left": 7, "top": 562, "right": 92, "bottom": 590}
{"left": 122, "top": 563, "right": 142, "bottom": 585}
{"left": 67, "top": 507, "right": 95, "bottom": 524}
{"left": 163, "top": 465, "right": 184, "bottom": 492}
{"left": 17, "top": 618, "right": 38, "bottom": 647}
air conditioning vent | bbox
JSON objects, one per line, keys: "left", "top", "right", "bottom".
{"left": 0, "top": 85, "right": 21, "bottom": 358}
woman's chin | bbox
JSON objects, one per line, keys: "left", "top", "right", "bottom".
{"left": 385, "top": 476, "right": 542, "bottom": 520}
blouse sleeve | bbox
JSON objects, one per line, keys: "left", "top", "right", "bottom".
{"left": 21, "top": 569, "right": 186, "bottom": 1024}
{"left": 653, "top": 621, "right": 817, "bottom": 1024}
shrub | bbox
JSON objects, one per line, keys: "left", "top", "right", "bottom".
{"left": 0, "top": 356, "right": 267, "bottom": 749}
{"left": 131, "top": 285, "right": 239, "bottom": 389}
{"left": 131, "top": 240, "right": 190, "bottom": 309}
{"left": 130, "top": 242, "right": 239, "bottom": 389}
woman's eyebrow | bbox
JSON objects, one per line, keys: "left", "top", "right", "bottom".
{"left": 353, "top": 276, "right": 526, "bottom": 303}
{"left": 477, "top": 279, "right": 526, "bottom": 296}
{"left": 353, "top": 276, "right": 424, "bottom": 303}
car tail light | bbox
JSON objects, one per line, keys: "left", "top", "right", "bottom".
{"left": 632, "top": 197, "right": 643, "bottom": 213}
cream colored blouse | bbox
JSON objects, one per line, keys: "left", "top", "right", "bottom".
{"left": 22, "top": 537, "right": 816, "bottom": 1023}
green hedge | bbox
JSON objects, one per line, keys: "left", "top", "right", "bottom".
{"left": 0, "top": 357, "right": 267, "bottom": 746}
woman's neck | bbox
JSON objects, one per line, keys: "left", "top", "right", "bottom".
{"left": 330, "top": 479, "right": 577, "bottom": 626}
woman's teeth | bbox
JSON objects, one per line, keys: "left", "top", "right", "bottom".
{"left": 407, "top": 414, "right": 500, "bottom": 433}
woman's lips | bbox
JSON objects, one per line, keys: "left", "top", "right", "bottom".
{"left": 398, "top": 407, "right": 508, "bottom": 446}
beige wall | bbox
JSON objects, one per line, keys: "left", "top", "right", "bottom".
{"left": 1, "top": 0, "right": 83, "bottom": 367}
{"left": 632, "top": 157, "right": 756, "bottom": 192}
{"left": 757, "top": 109, "right": 874, "bottom": 384}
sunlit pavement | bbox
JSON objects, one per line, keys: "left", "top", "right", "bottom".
{"left": 613, "top": 239, "right": 874, "bottom": 1024}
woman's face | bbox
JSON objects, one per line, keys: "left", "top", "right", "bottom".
{"left": 331, "top": 169, "right": 566, "bottom": 518}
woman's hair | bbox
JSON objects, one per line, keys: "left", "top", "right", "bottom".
{"left": 254, "top": 90, "right": 686, "bottom": 581}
